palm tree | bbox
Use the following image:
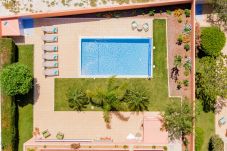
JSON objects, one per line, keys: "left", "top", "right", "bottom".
{"left": 67, "top": 88, "right": 89, "bottom": 111}
{"left": 86, "top": 77, "right": 128, "bottom": 126}
{"left": 174, "top": 55, "right": 182, "bottom": 68}
{"left": 125, "top": 89, "right": 149, "bottom": 112}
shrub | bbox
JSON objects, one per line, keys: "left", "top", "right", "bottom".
{"left": 0, "top": 63, "right": 33, "bottom": 96}
{"left": 184, "top": 9, "right": 190, "bottom": 17}
{"left": 177, "top": 80, "right": 182, "bottom": 90}
{"left": 166, "top": 10, "right": 172, "bottom": 15}
{"left": 174, "top": 55, "right": 182, "bottom": 67}
{"left": 184, "top": 43, "right": 190, "bottom": 51}
{"left": 177, "top": 34, "right": 183, "bottom": 45}
{"left": 184, "top": 70, "right": 190, "bottom": 76}
{"left": 148, "top": 9, "right": 155, "bottom": 16}
{"left": 182, "top": 34, "right": 190, "bottom": 43}
{"left": 174, "top": 9, "right": 184, "bottom": 17}
{"left": 178, "top": 17, "right": 182, "bottom": 23}
{"left": 195, "top": 127, "right": 204, "bottom": 151}
{"left": 183, "top": 80, "right": 189, "bottom": 87}
{"left": 209, "top": 134, "right": 224, "bottom": 151}
{"left": 183, "top": 60, "right": 192, "bottom": 72}
{"left": 183, "top": 24, "right": 192, "bottom": 33}
{"left": 201, "top": 27, "right": 226, "bottom": 57}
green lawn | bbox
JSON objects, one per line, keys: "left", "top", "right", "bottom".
{"left": 55, "top": 19, "right": 179, "bottom": 111}
{"left": 17, "top": 45, "right": 34, "bottom": 151}
{"left": 196, "top": 109, "right": 215, "bottom": 151}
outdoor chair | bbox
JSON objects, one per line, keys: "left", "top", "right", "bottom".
{"left": 42, "top": 35, "right": 58, "bottom": 43}
{"left": 131, "top": 21, "right": 138, "bottom": 30}
{"left": 42, "top": 53, "right": 58, "bottom": 60}
{"left": 42, "top": 45, "right": 58, "bottom": 52}
{"left": 42, "top": 129, "right": 51, "bottom": 138}
{"left": 143, "top": 23, "right": 149, "bottom": 32}
{"left": 219, "top": 117, "right": 226, "bottom": 126}
{"left": 42, "top": 26, "right": 58, "bottom": 34}
{"left": 42, "top": 61, "right": 58, "bottom": 68}
{"left": 56, "top": 132, "right": 64, "bottom": 140}
{"left": 43, "top": 69, "right": 59, "bottom": 77}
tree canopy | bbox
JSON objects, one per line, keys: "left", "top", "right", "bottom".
{"left": 0, "top": 63, "right": 33, "bottom": 96}
{"left": 208, "top": 0, "right": 227, "bottom": 28}
{"left": 161, "top": 100, "right": 193, "bottom": 146}
{"left": 196, "top": 56, "right": 227, "bottom": 111}
{"left": 201, "top": 27, "right": 226, "bottom": 57}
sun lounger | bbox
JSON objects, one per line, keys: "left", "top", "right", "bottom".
{"left": 219, "top": 117, "right": 226, "bottom": 126}
{"left": 42, "top": 45, "right": 58, "bottom": 52}
{"left": 42, "top": 35, "right": 58, "bottom": 43}
{"left": 143, "top": 23, "right": 149, "bottom": 32}
{"left": 42, "top": 53, "right": 58, "bottom": 60}
{"left": 131, "top": 21, "right": 138, "bottom": 30}
{"left": 42, "top": 26, "right": 58, "bottom": 34}
{"left": 43, "top": 69, "right": 59, "bottom": 76}
{"left": 43, "top": 61, "right": 58, "bottom": 68}
{"left": 42, "top": 129, "right": 51, "bottom": 138}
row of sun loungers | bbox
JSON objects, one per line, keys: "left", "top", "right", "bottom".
{"left": 131, "top": 21, "right": 149, "bottom": 32}
{"left": 42, "top": 26, "right": 59, "bottom": 77}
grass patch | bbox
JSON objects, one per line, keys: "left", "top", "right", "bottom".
{"left": 16, "top": 45, "right": 34, "bottom": 151}
{"left": 196, "top": 110, "right": 215, "bottom": 151}
{"left": 55, "top": 19, "right": 179, "bottom": 111}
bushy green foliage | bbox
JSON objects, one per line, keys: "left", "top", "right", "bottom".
{"left": 162, "top": 100, "right": 193, "bottom": 143}
{"left": 201, "top": 27, "right": 226, "bottom": 57}
{"left": 125, "top": 88, "right": 149, "bottom": 111}
{"left": 0, "top": 38, "right": 16, "bottom": 66}
{"left": 174, "top": 55, "right": 182, "bottom": 67}
{"left": 148, "top": 9, "right": 155, "bottom": 16}
{"left": 196, "top": 56, "right": 227, "bottom": 111}
{"left": 177, "top": 34, "right": 183, "bottom": 45}
{"left": 1, "top": 95, "right": 17, "bottom": 151}
{"left": 184, "top": 43, "right": 190, "bottom": 51}
{"left": 184, "top": 9, "right": 190, "bottom": 17}
{"left": 209, "top": 134, "right": 224, "bottom": 151}
{"left": 166, "top": 10, "right": 172, "bottom": 15}
{"left": 0, "top": 63, "right": 33, "bottom": 96}
{"left": 195, "top": 127, "right": 204, "bottom": 151}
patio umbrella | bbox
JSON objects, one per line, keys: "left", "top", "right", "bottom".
{"left": 126, "top": 133, "right": 136, "bottom": 140}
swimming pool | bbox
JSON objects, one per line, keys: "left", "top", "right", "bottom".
{"left": 80, "top": 38, "right": 152, "bottom": 77}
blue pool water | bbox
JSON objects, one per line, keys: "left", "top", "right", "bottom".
{"left": 81, "top": 38, "right": 152, "bottom": 77}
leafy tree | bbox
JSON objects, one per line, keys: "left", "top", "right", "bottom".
{"left": 208, "top": 0, "right": 227, "bottom": 28}
{"left": 196, "top": 56, "right": 227, "bottom": 111}
{"left": 67, "top": 88, "right": 89, "bottom": 111}
{"left": 125, "top": 88, "right": 149, "bottom": 112}
{"left": 209, "top": 134, "right": 224, "bottom": 151}
{"left": 161, "top": 100, "right": 193, "bottom": 147}
{"left": 0, "top": 63, "right": 32, "bottom": 96}
{"left": 201, "top": 27, "right": 226, "bottom": 57}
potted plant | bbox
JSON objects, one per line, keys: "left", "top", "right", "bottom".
{"left": 184, "top": 43, "right": 190, "bottom": 51}
{"left": 177, "top": 34, "right": 183, "bottom": 45}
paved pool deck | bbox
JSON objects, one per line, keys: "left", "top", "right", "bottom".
{"left": 23, "top": 18, "right": 164, "bottom": 142}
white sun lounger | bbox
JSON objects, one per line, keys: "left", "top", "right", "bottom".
{"left": 42, "top": 53, "right": 58, "bottom": 60}
{"left": 42, "top": 45, "right": 58, "bottom": 52}
{"left": 42, "top": 61, "right": 58, "bottom": 68}
{"left": 131, "top": 21, "right": 138, "bottom": 30}
{"left": 143, "top": 23, "right": 149, "bottom": 32}
{"left": 43, "top": 69, "right": 59, "bottom": 77}
{"left": 42, "top": 26, "right": 58, "bottom": 34}
{"left": 42, "top": 35, "right": 58, "bottom": 43}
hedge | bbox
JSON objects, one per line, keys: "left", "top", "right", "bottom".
{"left": 0, "top": 38, "right": 17, "bottom": 151}
{"left": 195, "top": 127, "right": 204, "bottom": 151}
{"left": 201, "top": 27, "right": 226, "bottom": 57}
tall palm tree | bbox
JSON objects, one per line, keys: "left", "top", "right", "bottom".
{"left": 125, "top": 89, "right": 149, "bottom": 112}
{"left": 86, "top": 77, "right": 128, "bottom": 125}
